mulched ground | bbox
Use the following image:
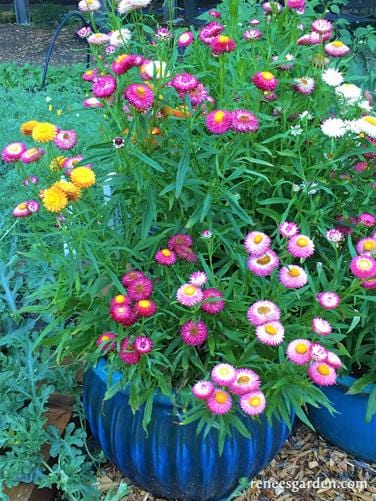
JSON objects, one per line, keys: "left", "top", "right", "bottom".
{"left": 96, "top": 423, "right": 376, "bottom": 500}
{"left": 0, "top": 24, "right": 87, "bottom": 65}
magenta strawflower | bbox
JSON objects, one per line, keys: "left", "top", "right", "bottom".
{"left": 247, "top": 300, "right": 281, "bottom": 326}
{"left": 124, "top": 83, "right": 154, "bottom": 111}
{"left": 312, "top": 19, "right": 333, "bottom": 34}
{"left": 23, "top": 176, "right": 39, "bottom": 186}
{"left": 247, "top": 250, "right": 280, "bottom": 277}
{"left": 316, "top": 291, "right": 341, "bottom": 310}
{"left": 92, "top": 75, "right": 117, "bottom": 98}
{"left": 168, "top": 234, "right": 192, "bottom": 250}
{"left": 180, "top": 320, "right": 208, "bottom": 346}
{"left": 286, "top": 339, "right": 311, "bottom": 365}
{"left": 189, "top": 271, "right": 208, "bottom": 287}
{"left": 26, "top": 199, "right": 40, "bottom": 213}
{"left": 287, "top": 234, "right": 315, "bottom": 258}
{"left": 279, "top": 221, "right": 299, "bottom": 238}
{"left": 174, "top": 245, "right": 197, "bottom": 263}
{"left": 176, "top": 284, "right": 203, "bottom": 307}
{"left": 211, "top": 363, "right": 236, "bottom": 386}
{"left": 252, "top": 72, "right": 278, "bottom": 91}
{"left": 326, "top": 229, "right": 344, "bottom": 242}
{"left": 362, "top": 277, "right": 376, "bottom": 289}
{"left": 155, "top": 27, "right": 172, "bottom": 40}
{"left": 308, "top": 362, "right": 337, "bottom": 386}
{"left": 110, "top": 304, "right": 137, "bottom": 326}
{"left": 292, "top": 77, "right": 315, "bottom": 95}
{"left": 110, "top": 294, "right": 130, "bottom": 309}
{"left": 199, "top": 22, "right": 224, "bottom": 45}
{"left": 111, "top": 54, "right": 140, "bottom": 75}
{"left": 279, "top": 265, "right": 308, "bottom": 288}
{"left": 171, "top": 73, "right": 199, "bottom": 92}
{"left": 244, "top": 231, "right": 271, "bottom": 256}
{"left": 119, "top": 338, "right": 140, "bottom": 365}
{"left": 82, "top": 68, "right": 98, "bottom": 81}
{"left": 127, "top": 277, "right": 153, "bottom": 301}
{"left": 2, "top": 142, "right": 27, "bottom": 163}
{"left": 210, "top": 35, "right": 236, "bottom": 55}
{"left": 230, "top": 369, "right": 260, "bottom": 395}
{"left": 83, "top": 97, "right": 104, "bottom": 108}
{"left": 20, "top": 147, "right": 45, "bottom": 164}
{"left": 96, "top": 332, "right": 117, "bottom": 352}
{"left": 178, "top": 31, "right": 194, "bottom": 48}
{"left": 207, "top": 389, "right": 233, "bottom": 415}
{"left": 205, "top": 110, "right": 232, "bottom": 134}
{"left": 186, "top": 83, "right": 209, "bottom": 106}
{"left": 155, "top": 248, "right": 177, "bottom": 266}
{"left": 134, "top": 299, "right": 157, "bottom": 318}
{"left": 231, "top": 110, "right": 259, "bottom": 133}
{"left": 192, "top": 380, "right": 215, "bottom": 400}
{"left": 201, "top": 288, "right": 225, "bottom": 315}
{"left": 13, "top": 202, "right": 31, "bottom": 218}
{"left": 356, "top": 237, "right": 376, "bottom": 255}
{"left": 325, "top": 351, "right": 342, "bottom": 369}
{"left": 243, "top": 29, "right": 263, "bottom": 41}
{"left": 325, "top": 41, "right": 350, "bottom": 57}
{"left": 209, "top": 9, "right": 221, "bottom": 18}
{"left": 262, "top": 2, "right": 282, "bottom": 13}
{"left": 350, "top": 255, "right": 376, "bottom": 279}
{"left": 239, "top": 391, "right": 266, "bottom": 416}
{"left": 287, "top": 0, "right": 305, "bottom": 9}
{"left": 121, "top": 270, "right": 145, "bottom": 287}
{"left": 134, "top": 335, "right": 153, "bottom": 354}
{"left": 312, "top": 317, "right": 332, "bottom": 336}
{"left": 358, "top": 213, "right": 376, "bottom": 227}
{"left": 354, "top": 161, "right": 368, "bottom": 172}
{"left": 255, "top": 321, "right": 285, "bottom": 346}
{"left": 54, "top": 129, "right": 78, "bottom": 150}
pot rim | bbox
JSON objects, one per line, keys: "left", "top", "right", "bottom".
{"left": 337, "top": 374, "right": 374, "bottom": 396}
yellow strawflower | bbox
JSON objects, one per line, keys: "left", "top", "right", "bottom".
{"left": 42, "top": 186, "right": 68, "bottom": 212}
{"left": 70, "top": 167, "right": 96, "bottom": 188}
{"left": 49, "top": 156, "right": 66, "bottom": 171}
{"left": 32, "top": 122, "right": 57, "bottom": 143}
{"left": 20, "top": 120, "right": 39, "bottom": 136}
{"left": 54, "top": 181, "right": 82, "bottom": 201}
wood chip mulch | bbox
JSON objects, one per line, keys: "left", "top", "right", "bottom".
{"left": 96, "top": 423, "right": 376, "bottom": 500}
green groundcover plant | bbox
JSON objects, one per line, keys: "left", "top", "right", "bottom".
{"left": 2, "top": 0, "right": 375, "bottom": 446}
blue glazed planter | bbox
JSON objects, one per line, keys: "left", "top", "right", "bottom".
{"left": 83, "top": 359, "right": 294, "bottom": 501}
{"left": 308, "top": 375, "right": 376, "bottom": 462}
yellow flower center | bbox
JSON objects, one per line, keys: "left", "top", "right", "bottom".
{"left": 265, "top": 324, "right": 277, "bottom": 335}
{"left": 9, "top": 144, "right": 21, "bottom": 153}
{"left": 237, "top": 375, "right": 251, "bottom": 385}
{"left": 261, "top": 71, "right": 274, "bottom": 80}
{"left": 101, "top": 335, "right": 110, "bottom": 341}
{"left": 249, "top": 396, "right": 261, "bottom": 407}
{"left": 139, "top": 300, "right": 151, "bottom": 308}
{"left": 288, "top": 267, "right": 300, "bottom": 277}
{"left": 115, "top": 295, "right": 125, "bottom": 303}
{"left": 219, "top": 367, "right": 230, "bottom": 376}
{"left": 257, "top": 306, "right": 271, "bottom": 315}
{"left": 317, "top": 364, "right": 330, "bottom": 376}
{"left": 214, "top": 111, "right": 225, "bottom": 123}
{"left": 364, "top": 241, "right": 375, "bottom": 251}
{"left": 257, "top": 255, "right": 271, "bottom": 265}
{"left": 18, "top": 203, "right": 27, "bottom": 210}
{"left": 218, "top": 35, "right": 229, "bottom": 43}
{"left": 297, "top": 237, "right": 308, "bottom": 247}
{"left": 364, "top": 116, "right": 376, "bottom": 126}
{"left": 214, "top": 391, "right": 228, "bottom": 404}
{"left": 137, "top": 86, "right": 146, "bottom": 96}
{"left": 358, "top": 259, "right": 372, "bottom": 270}
{"left": 184, "top": 285, "right": 196, "bottom": 296}
{"left": 295, "top": 343, "right": 308, "bottom": 354}
{"left": 332, "top": 41, "right": 344, "bottom": 47}
{"left": 254, "top": 235, "right": 263, "bottom": 244}
{"left": 161, "top": 249, "right": 171, "bottom": 257}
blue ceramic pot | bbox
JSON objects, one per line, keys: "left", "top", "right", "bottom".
{"left": 308, "top": 375, "right": 376, "bottom": 462}
{"left": 83, "top": 359, "right": 294, "bottom": 501}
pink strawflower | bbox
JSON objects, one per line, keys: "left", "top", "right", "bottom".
{"left": 286, "top": 339, "right": 311, "bottom": 365}
{"left": 287, "top": 234, "right": 315, "bottom": 258}
{"left": 124, "top": 83, "right": 154, "bottom": 111}
{"left": 316, "top": 292, "right": 341, "bottom": 310}
{"left": 249, "top": 19, "right": 261, "bottom": 25}
{"left": 178, "top": 31, "right": 194, "bottom": 48}
{"left": 211, "top": 363, "right": 236, "bottom": 386}
{"left": 201, "top": 288, "right": 225, "bottom": 315}
{"left": 312, "top": 317, "right": 332, "bottom": 336}
{"left": 168, "top": 234, "right": 192, "bottom": 249}
{"left": 88, "top": 33, "right": 110, "bottom": 45}
{"left": 231, "top": 110, "right": 259, "bottom": 133}
{"left": 127, "top": 277, "right": 153, "bottom": 301}
{"left": 239, "top": 391, "right": 266, "bottom": 416}
{"left": 2, "top": 142, "right": 27, "bottom": 162}
{"left": 119, "top": 338, "right": 140, "bottom": 365}
{"left": 176, "top": 284, "right": 203, "bottom": 307}
{"left": 326, "top": 229, "right": 344, "bottom": 242}
{"left": 358, "top": 213, "right": 376, "bottom": 227}
{"left": 354, "top": 161, "right": 368, "bottom": 172}
{"left": 174, "top": 245, "right": 197, "bottom": 262}
{"left": 205, "top": 110, "right": 233, "bottom": 134}
{"left": 247, "top": 250, "right": 280, "bottom": 277}
{"left": 105, "top": 45, "right": 116, "bottom": 54}
{"left": 77, "top": 26, "right": 92, "bottom": 38}
{"left": 287, "top": 0, "right": 305, "bottom": 9}
{"left": 20, "top": 147, "right": 44, "bottom": 164}
{"left": 192, "top": 380, "right": 215, "bottom": 399}
{"left": 96, "top": 332, "right": 117, "bottom": 352}
{"left": 262, "top": 2, "right": 282, "bottom": 13}
{"left": 308, "top": 362, "right": 337, "bottom": 386}
{"left": 201, "top": 230, "right": 212, "bottom": 239}
{"left": 247, "top": 300, "right": 281, "bottom": 326}
{"left": 121, "top": 270, "right": 144, "bottom": 287}
{"left": 180, "top": 320, "right": 208, "bottom": 346}
{"left": 133, "top": 299, "right": 157, "bottom": 318}
{"left": 110, "top": 294, "right": 130, "bottom": 309}
{"left": 325, "top": 351, "right": 342, "bottom": 370}
{"left": 279, "top": 221, "right": 299, "bottom": 238}
{"left": 134, "top": 335, "right": 153, "bottom": 354}
{"left": 350, "top": 255, "right": 376, "bottom": 279}
{"left": 112, "top": 54, "right": 141, "bottom": 75}
{"left": 293, "top": 77, "right": 315, "bottom": 95}
{"left": 23, "top": 176, "right": 39, "bottom": 186}
{"left": 13, "top": 202, "right": 31, "bottom": 218}
{"left": 356, "top": 237, "right": 376, "bottom": 255}
{"left": 54, "top": 129, "right": 78, "bottom": 150}
{"left": 207, "top": 389, "right": 233, "bottom": 415}
{"left": 171, "top": 73, "right": 199, "bottom": 92}
{"left": 310, "top": 343, "right": 328, "bottom": 362}
{"left": 199, "top": 22, "right": 224, "bottom": 45}
{"left": 210, "top": 35, "right": 236, "bottom": 55}
{"left": 93, "top": 75, "right": 117, "bottom": 98}
{"left": 362, "top": 277, "right": 376, "bottom": 289}
{"left": 186, "top": 83, "right": 209, "bottom": 106}
{"left": 279, "top": 265, "right": 308, "bottom": 288}
{"left": 26, "top": 200, "right": 40, "bottom": 213}
{"left": 243, "top": 29, "right": 263, "bottom": 41}
{"left": 155, "top": 27, "right": 172, "bottom": 40}
{"left": 82, "top": 68, "right": 98, "bottom": 81}
{"left": 83, "top": 97, "right": 104, "bottom": 108}
{"left": 209, "top": 9, "right": 221, "bottom": 18}
{"left": 325, "top": 41, "right": 350, "bottom": 57}
{"left": 110, "top": 303, "right": 137, "bottom": 326}
{"left": 255, "top": 321, "right": 285, "bottom": 346}
{"left": 252, "top": 71, "right": 278, "bottom": 91}
{"left": 189, "top": 271, "right": 208, "bottom": 287}
{"left": 263, "top": 91, "right": 278, "bottom": 102}
{"left": 312, "top": 19, "right": 333, "bottom": 34}
{"left": 244, "top": 231, "right": 271, "bottom": 256}
{"left": 230, "top": 369, "right": 260, "bottom": 395}
{"left": 155, "top": 248, "right": 177, "bottom": 266}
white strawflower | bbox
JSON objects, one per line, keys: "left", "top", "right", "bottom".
{"left": 290, "top": 125, "right": 303, "bottom": 136}
{"left": 326, "top": 229, "right": 344, "bottom": 242}
{"left": 358, "top": 100, "right": 372, "bottom": 112}
{"left": 78, "top": 0, "right": 101, "bottom": 11}
{"left": 118, "top": 0, "right": 151, "bottom": 13}
{"left": 321, "top": 118, "right": 347, "bottom": 138}
{"left": 357, "top": 116, "right": 376, "bottom": 139}
{"left": 322, "top": 68, "right": 344, "bottom": 87}
{"left": 299, "top": 110, "right": 313, "bottom": 120}
{"left": 335, "top": 83, "right": 362, "bottom": 104}
{"left": 109, "top": 28, "right": 132, "bottom": 46}
{"left": 143, "top": 60, "right": 169, "bottom": 79}
{"left": 345, "top": 119, "right": 361, "bottom": 134}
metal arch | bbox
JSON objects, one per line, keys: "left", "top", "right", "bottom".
{"left": 41, "top": 11, "right": 92, "bottom": 90}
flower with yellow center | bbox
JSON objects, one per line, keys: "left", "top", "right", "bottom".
{"left": 332, "top": 41, "right": 344, "bottom": 48}
{"left": 249, "top": 396, "right": 261, "bottom": 407}
{"left": 115, "top": 295, "right": 126, "bottom": 303}
{"left": 32, "top": 122, "right": 57, "bottom": 143}
{"left": 265, "top": 324, "right": 277, "bottom": 335}
{"left": 218, "top": 35, "right": 229, "bottom": 43}
{"left": 297, "top": 237, "right": 309, "bottom": 247}
{"left": 54, "top": 181, "right": 82, "bottom": 201}
{"left": 295, "top": 343, "right": 308, "bottom": 354}
{"left": 49, "top": 156, "right": 66, "bottom": 172}
{"left": 139, "top": 300, "right": 151, "bottom": 308}
{"left": 214, "top": 111, "right": 225, "bottom": 123}
{"left": 20, "top": 120, "right": 39, "bottom": 136}
{"left": 70, "top": 167, "right": 96, "bottom": 188}
{"left": 161, "top": 249, "right": 171, "bottom": 257}
{"left": 42, "top": 186, "right": 68, "bottom": 212}
{"left": 183, "top": 285, "right": 196, "bottom": 296}
{"left": 289, "top": 267, "right": 300, "bottom": 277}
{"left": 358, "top": 115, "right": 376, "bottom": 139}
{"left": 214, "top": 391, "right": 228, "bottom": 404}
{"left": 317, "top": 364, "right": 330, "bottom": 376}
{"left": 261, "top": 71, "right": 274, "bottom": 80}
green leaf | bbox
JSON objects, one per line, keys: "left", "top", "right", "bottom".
{"left": 175, "top": 148, "right": 191, "bottom": 198}
{"left": 132, "top": 148, "right": 165, "bottom": 173}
